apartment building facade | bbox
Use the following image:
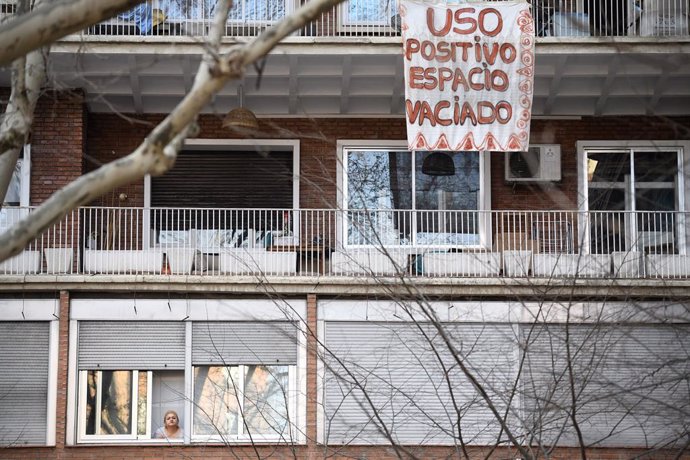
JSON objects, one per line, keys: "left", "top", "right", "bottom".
{"left": 0, "top": 0, "right": 689, "bottom": 458}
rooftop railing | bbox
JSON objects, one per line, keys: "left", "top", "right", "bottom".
{"left": 3, "top": 0, "right": 685, "bottom": 39}
{"left": 1, "top": 207, "right": 688, "bottom": 280}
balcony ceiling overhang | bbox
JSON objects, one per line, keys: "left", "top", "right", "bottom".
{"left": 6, "top": 38, "right": 690, "bottom": 117}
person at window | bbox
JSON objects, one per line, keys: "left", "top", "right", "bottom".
{"left": 153, "top": 410, "right": 183, "bottom": 439}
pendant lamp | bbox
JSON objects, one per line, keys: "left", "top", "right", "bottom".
{"left": 422, "top": 151, "right": 455, "bottom": 176}
{"left": 223, "top": 85, "right": 259, "bottom": 130}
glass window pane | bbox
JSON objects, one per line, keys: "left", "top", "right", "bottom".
{"left": 161, "top": 0, "right": 212, "bottom": 20}
{"left": 587, "top": 152, "right": 629, "bottom": 183}
{"left": 347, "top": 150, "right": 411, "bottom": 210}
{"left": 3, "top": 159, "right": 21, "bottom": 206}
{"left": 243, "top": 365, "right": 290, "bottom": 436}
{"left": 347, "top": 150, "right": 412, "bottom": 245}
{"left": 193, "top": 366, "right": 240, "bottom": 436}
{"left": 415, "top": 151, "right": 479, "bottom": 211}
{"left": 346, "top": 0, "right": 392, "bottom": 23}
{"left": 137, "top": 372, "right": 148, "bottom": 436}
{"left": 99, "top": 371, "right": 133, "bottom": 435}
{"left": 636, "top": 189, "right": 676, "bottom": 213}
{"left": 416, "top": 152, "right": 479, "bottom": 237}
{"left": 588, "top": 188, "right": 626, "bottom": 211}
{"left": 85, "top": 371, "right": 98, "bottom": 435}
{"left": 634, "top": 151, "right": 678, "bottom": 183}
{"left": 151, "top": 370, "right": 186, "bottom": 438}
{"left": 247, "top": 0, "right": 285, "bottom": 20}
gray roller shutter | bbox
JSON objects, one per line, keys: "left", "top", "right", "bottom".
{"left": 323, "top": 321, "right": 518, "bottom": 445}
{"left": 151, "top": 150, "right": 292, "bottom": 207}
{"left": 0, "top": 322, "right": 50, "bottom": 446}
{"left": 521, "top": 324, "right": 690, "bottom": 448}
{"left": 192, "top": 322, "right": 298, "bottom": 365}
{"left": 78, "top": 321, "right": 185, "bottom": 370}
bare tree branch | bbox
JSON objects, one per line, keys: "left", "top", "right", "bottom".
{"left": 0, "top": 0, "right": 347, "bottom": 263}
{"left": 0, "top": 0, "right": 47, "bottom": 206}
{"left": 0, "top": 0, "right": 145, "bottom": 67}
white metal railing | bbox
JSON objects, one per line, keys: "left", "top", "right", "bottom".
{"left": 0, "top": 207, "right": 688, "bottom": 279}
{"left": 67, "top": 0, "right": 690, "bottom": 39}
{"left": 85, "top": 0, "right": 291, "bottom": 37}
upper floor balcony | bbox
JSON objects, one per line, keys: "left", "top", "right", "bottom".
{"left": 47, "top": 0, "right": 690, "bottom": 41}
{"left": 2, "top": 0, "right": 684, "bottom": 118}
{"left": 2, "top": 206, "right": 689, "bottom": 281}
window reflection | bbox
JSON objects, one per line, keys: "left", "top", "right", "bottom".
{"left": 586, "top": 149, "right": 680, "bottom": 254}
{"left": 346, "top": 149, "right": 480, "bottom": 246}
{"left": 244, "top": 365, "right": 289, "bottom": 436}
{"left": 82, "top": 370, "right": 184, "bottom": 439}
{"left": 86, "top": 370, "right": 133, "bottom": 435}
{"left": 193, "top": 365, "right": 290, "bottom": 438}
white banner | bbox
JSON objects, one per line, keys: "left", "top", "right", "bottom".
{"left": 401, "top": 0, "right": 535, "bottom": 151}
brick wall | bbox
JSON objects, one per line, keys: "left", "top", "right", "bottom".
{"left": 30, "top": 91, "right": 86, "bottom": 205}
{"left": 85, "top": 114, "right": 690, "bottom": 212}
{"left": 3, "top": 445, "right": 685, "bottom": 460}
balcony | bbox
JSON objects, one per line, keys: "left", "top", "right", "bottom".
{"left": 1, "top": 207, "right": 688, "bottom": 280}
{"left": 71, "top": 0, "right": 689, "bottom": 39}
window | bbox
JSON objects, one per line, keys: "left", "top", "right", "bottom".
{"left": 3, "top": 159, "right": 21, "bottom": 206}
{"left": 583, "top": 147, "right": 685, "bottom": 254}
{"left": 340, "top": 0, "right": 398, "bottom": 29}
{"left": 0, "top": 145, "right": 30, "bottom": 229}
{"left": 190, "top": 321, "right": 298, "bottom": 442}
{"left": 0, "top": 321, "right": 53, "bottom": 446}
{"left": 0, "top": 300, "right": 59, "bottom": 447}
{"left": 227, "top": 0, "right": 286, "bottom": 22}
{"left": 159, "top": 0, "right": 287, "bottom": 23}
{"left": 145, "top": 141, "right": 299, "bottom": 249}
{"left": 79, "top": 370, "right": 185, "bottom": 440}
{"left": 193, "top": 365, "right": 291, "bottom": 439}
{"left": 76, "top": 321, "right": 186, "bottom": 442}
{"left": 70, "top": 300, "right": 306, "bottom": 446}
{"left": 343, "top": 146, "right": 487, "bottom": 247}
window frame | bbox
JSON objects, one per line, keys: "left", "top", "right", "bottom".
{"left": 143, "top": 139, "right": 300, "bottom": 249}
{"left": 337, "top": 140, "right": 491, "bottom": 249}
{"left": 67, "top": 298, "right": 308, "bottom": 446}
{"left": 577, "top": 140, "right": 689, "bottom": 255}
{"left": 0, "top": 145, "right": 31, "bottom": 228}
{"left": 191, "top": 364, "right": 297, "bottom": 443}
{"left": 77, "top": 369, "right": 161, "bottom": 442}
{"left": 0, "top": 299, "right": 59, "bottom": 447}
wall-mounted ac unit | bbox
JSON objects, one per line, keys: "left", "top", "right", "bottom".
{"left": 505, "top": 144, "right": 561, "bottom": 182}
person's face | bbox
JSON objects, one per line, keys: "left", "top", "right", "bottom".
{"left": 164, "top": 413, "right": 178, "bottom": 428}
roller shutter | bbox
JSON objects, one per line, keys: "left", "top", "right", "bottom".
{"left": 78, "top": 321, "right": 185, "bottom": 370}
{"left": 323, "top": 321, "right": 518, "bottom": 445}
{"left": 521, "top": 324, "right": 690, "bottom": 448}
{"left": 192, "top": 322, "right": 298, "bottom": 365}
{"left": 0, "top": 322, "right": 50, "bottom": 446}
{"left": 151, "top": 150, "right": 293, "bottom": 209}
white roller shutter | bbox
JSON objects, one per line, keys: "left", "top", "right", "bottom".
{"left": 78, "top": 321, "right": 186, "bottom": 370}
{"left": 324, "top": 321, "right": 519, "bottom": 445}
{"left": 521, "top": 324, "right": 690, "bottom": 448}
{"left": 192, "top": 322, "right": 298, "bottom": 365}
{"left": 0, "top": 322, "right": 50, "bottom": 446}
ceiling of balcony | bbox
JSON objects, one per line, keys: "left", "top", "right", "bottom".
{"left": 5, "top": 40, "right": 690, "bottom": 117}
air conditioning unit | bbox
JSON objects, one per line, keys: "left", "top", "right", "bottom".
{"left": 505, "top": 144, "right": 561, "bottom": 182}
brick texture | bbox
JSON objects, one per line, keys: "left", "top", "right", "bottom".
{"left": 31, "top": 91, "right": 86, "bottom": 205}
{"left": 2, "top": 442, "right": 686, "bottom": 459}
{"left": 84, "top": 114, "right": 690, "bottom": 212}
{"left": 56, "top": 291, "right": 70, "bottom": 449}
